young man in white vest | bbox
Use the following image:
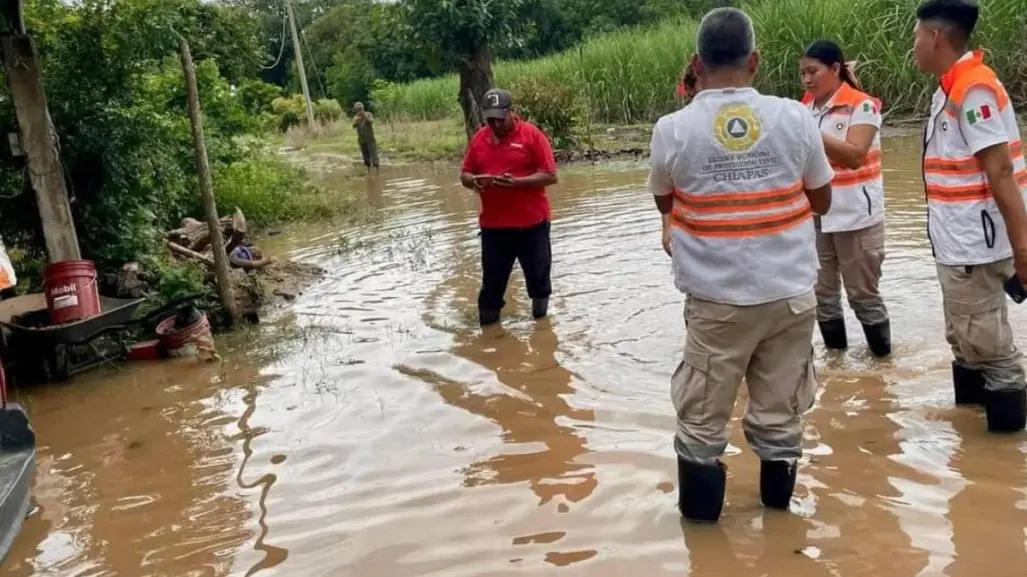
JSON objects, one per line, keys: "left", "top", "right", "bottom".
{"left": 647, "top": 7, "right": 833, "bottom": 523}
{"left": 913, "top": 0, "right": 1027, "bottom": 432}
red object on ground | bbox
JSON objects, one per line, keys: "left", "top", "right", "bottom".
{"left": 127, "top": 340, "right": 163, "bottom": 361}
{"left": 43, "top": 260, "right": 101, "bottom": 325}
{"left": 460, "top": 118, "right": 557, "bottom": 229}
{"left": 155, "top": 313, "right": 211, "bottom": 352}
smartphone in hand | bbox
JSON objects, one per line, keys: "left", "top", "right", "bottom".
{"left": 1006, "top": 274, "right": 1027, "bottom": 304}
{"left": 473, "top": 175, "right": 496, "bottom": 188}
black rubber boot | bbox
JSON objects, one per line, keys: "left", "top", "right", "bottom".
{"left": 952, "top": 361, "right": 985, "bottom": 405}
{"left": 532, "top": 298, "right": 549, "bottom": 320}
{"left": 759, "top": 460, "right": 797, "bottom": 510}
{"left": 818, "top": 318, "right": 847, "bottom": 350}
{"left": 862, "top": 320, "right": 892, "bottom": 358}
{"left": 677, "top": 457, "right": 726, "bottom": 523}
{"left": 984, "top": 388, "right": 1027, "bottom": 433}
{"left": 478, "top": 309, "right": 500, "bottom": 327}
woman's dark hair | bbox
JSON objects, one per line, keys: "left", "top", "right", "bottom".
{"left": 683, "top": 64, "right": 698, "bottom": 94}
{"left": 804, "top": 40, "right": 862, "bottom": 90}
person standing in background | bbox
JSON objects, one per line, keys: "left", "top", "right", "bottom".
{"left": 460, "top": 88, "right": 559, "bottom": 327}
{"left": 352, "top": 102, "right": 379, "bottom": 174}
{"left": 913, "top": 0, "right": 1027, "bottom": 432}
{"left": 648, "top": 7, "right": 833, "bottom": 523}
{"left": 799, "top": 40, "right": 891, "bottom": 357}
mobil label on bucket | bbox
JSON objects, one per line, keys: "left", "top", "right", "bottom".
{"left": 43, "top": 259, "right": 101, "bottom": 325}
{"left": 50, "top": 283, "right": 79, "bottom": 311}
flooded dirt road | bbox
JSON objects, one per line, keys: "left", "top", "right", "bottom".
{"left": 4, "top": 135, "right": 1027, "bottom": 576}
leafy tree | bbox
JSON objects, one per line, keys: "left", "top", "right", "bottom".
{"left": 400, "top": 0, "right": 538, "bottom": 139}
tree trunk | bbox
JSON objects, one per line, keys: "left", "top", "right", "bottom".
{"left": 179, "top": 38, "right": 239, "bottom": 327}
{"left": 456, "top": 46, "right": 495, "bottom": 141}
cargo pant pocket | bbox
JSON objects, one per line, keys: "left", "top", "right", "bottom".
{"left": 671, "top": 348, "right": 711, "bottom": 422}
{"left": 947, "top": 297, "right": 1012, "bottom": 365}
{"left": 792, "top": 349, "right": 819, "bottom": 415}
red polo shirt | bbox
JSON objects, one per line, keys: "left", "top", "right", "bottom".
{"left": 461, "top": 119, "right": 557, "bottom": 229}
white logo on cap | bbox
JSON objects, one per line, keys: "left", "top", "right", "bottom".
{"left": 487, "top": 93, "right": 500, "bottom": 107}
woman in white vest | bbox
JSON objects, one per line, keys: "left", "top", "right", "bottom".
{"left": 800, "top": 40, "right": 891, "bottom": 358}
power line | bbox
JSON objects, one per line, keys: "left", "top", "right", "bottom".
{"left": 259, "top": 9, "right": 289, "bottom": 71}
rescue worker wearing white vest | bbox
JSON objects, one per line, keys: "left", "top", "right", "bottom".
{"left": 648, "top": 7, "right": 833, "bottom": 523}
{"left": 799, "top": 40, "right": 891, "bottom": 358}
{"left": 913, "top": 0, "right": 1027, "bottom": 432}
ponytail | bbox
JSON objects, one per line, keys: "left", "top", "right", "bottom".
{"left": 804, "top": 40, "right": 867, "bottom": 93}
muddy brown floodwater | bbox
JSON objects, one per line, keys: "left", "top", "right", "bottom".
{"left": 4, "top": 134, "right": 1027, "bottom": 577}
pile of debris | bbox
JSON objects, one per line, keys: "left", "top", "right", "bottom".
{"left": 104, "top": 208, "right": 325, "bottom": 323}
{"left": 166, "top": 208, "right": 270, "bottom": 271}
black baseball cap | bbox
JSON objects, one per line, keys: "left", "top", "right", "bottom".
{"left": 481, "top": 88, "right": 512, "bottom": 119}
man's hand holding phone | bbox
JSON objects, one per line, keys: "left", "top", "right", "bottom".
{"left": 494, "top": 173, "right": 519, "bottom": 187}
{"left": 473, "top": 174, "right": 497, "bottom": 190}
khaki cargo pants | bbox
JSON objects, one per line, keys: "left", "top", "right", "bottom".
{"left": 672, "top": 290, "right": 819, "bottom": 465}
{"left": 937, "top": 258, "right": 1025, "bottom": 392}
{"left": 815, "top": 220, "right": 889, "bottom": 325}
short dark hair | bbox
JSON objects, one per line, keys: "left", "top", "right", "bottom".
{"left": 916, "top": 0, "right": 979, "bottom": 46}
{"left": 696, "top": 7, "right": 755, "bottom": 70}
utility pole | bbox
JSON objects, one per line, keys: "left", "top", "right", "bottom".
{"left": 2, "top": 34, "right": 81, "bottom": 263}
{"left": 285, "top": 0, "right": 316, "bottom": 127}
{"left": 179, "top": 38, "right": 239, "bottom": 327}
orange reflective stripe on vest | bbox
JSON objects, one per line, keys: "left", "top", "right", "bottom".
{"left": 671, "top": 182, "right": 811, "bottom": 238}
{"left": 802, "top": 83, "right": 883, "bottom": 190}
{"left": 924, "top": 52, "right": 1020, "bottom": 206}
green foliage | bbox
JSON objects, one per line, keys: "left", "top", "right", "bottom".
{"left": 212, "top": 155, "right": 336, "bottom": 226}
{"left": 509, "top": 75, "right": 583, "bottom": 148}
{"left": 152, "top": 255, "right": 210, "bottom": 305}
{"left": 376, "top": 0, "right": 1027, "bottom": 125}
{"left": 314, "top": 98, "right": 344, "bottom": 123}
{"left": 270, "top": 94, "right": 344, "bottom": 131}
{"left": 0, "top": 0, "right": 344, "bottom": 278}
{"left": 236, "top": 78, "right": 282, "bottom": 116}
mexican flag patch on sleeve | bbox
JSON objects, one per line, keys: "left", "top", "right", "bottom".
{"left": 966, "top": 104, "right": 992, "bottom": 125}
{"left": 862, "top": 101, "right": 877, "bottom": 114}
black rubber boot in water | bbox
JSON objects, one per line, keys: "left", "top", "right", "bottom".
{"left": 861, "top": 320, "right": 892, "bottom": 358}
{"left": 531, "top": 298, "right": 549, "bottom": 320}
{"left": 984, "top": 388, "right": 1027, "bottom": 433}
{"left": 760, "top": 460, "right": 797, "bottom": 510}
{"left": 952, "top": 361, "right": 985, "bottom": 405}
{"left": 677, "top": 457, "right": 726, "bottom": 523}
{"left": 479, "top": 309, "right": 500, "bottom": 327}
{"left": 818, "top": 318, "right": 848, "bottom": 350}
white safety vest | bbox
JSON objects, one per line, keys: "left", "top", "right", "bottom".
{"left": 804, "top": 84, "right": 885, "bottom": 233}
{"left": 923, "top": 50, "right": 1027, "bottom": 266}
{"left": 648, "top": 87, "right": 834, "bottom": 306}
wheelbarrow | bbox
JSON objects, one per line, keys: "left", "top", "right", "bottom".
{"left": 0, "top": 293, "right": 206, "bottom": 385}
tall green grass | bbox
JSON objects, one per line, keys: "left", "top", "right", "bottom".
{"left": 376, "top": 0, "right": 1026, "bottom": 124}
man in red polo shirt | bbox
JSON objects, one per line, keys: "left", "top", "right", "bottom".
{"left": 460, "top": 88, "right": 559, "bottom": 326}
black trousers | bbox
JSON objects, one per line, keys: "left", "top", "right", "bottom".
{"left": 478, "top": 221, "right": 552, "bottom": 311}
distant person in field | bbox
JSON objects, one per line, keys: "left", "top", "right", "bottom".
{"left": 460, "top": 88, "right": 559, "bottom": 327}
{"left": 352, "top": 102, "right": 379, "bottom": 174}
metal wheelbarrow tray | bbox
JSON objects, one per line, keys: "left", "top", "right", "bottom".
{"left": 0, "top": 296, "right": 146, "bottom": 346}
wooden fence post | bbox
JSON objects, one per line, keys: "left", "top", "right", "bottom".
{"left": 178, "top": 38, "right": 239, "bottom": 327}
